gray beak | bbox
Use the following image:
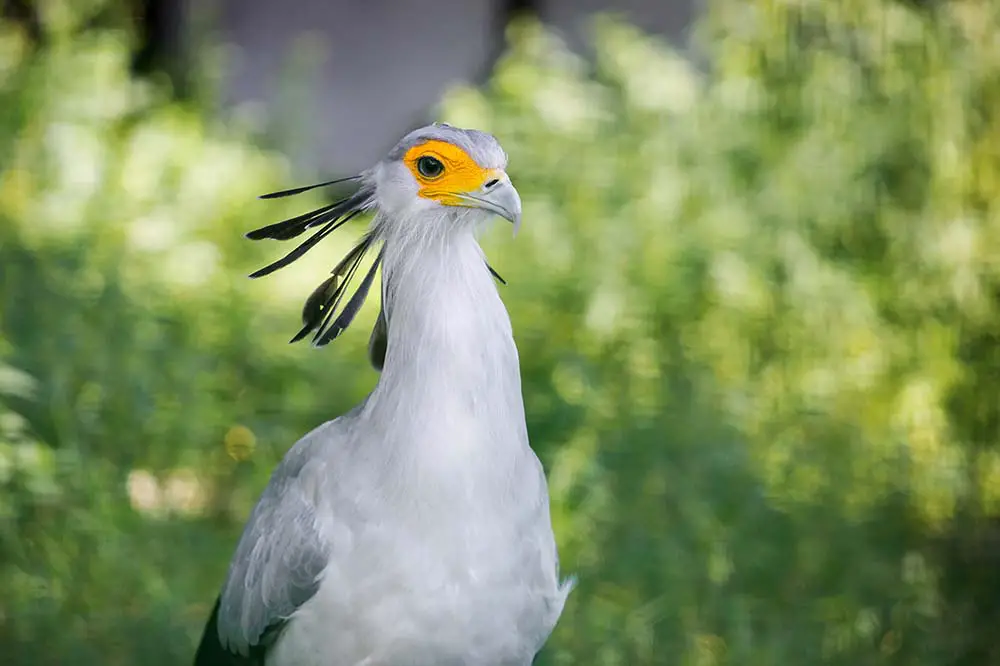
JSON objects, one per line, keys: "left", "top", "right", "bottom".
{"left": 456, "top": 177, "right": 523, "bottom": 236}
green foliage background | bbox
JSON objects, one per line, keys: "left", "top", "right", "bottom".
{"left": 3, "top": 0, "right": 1000, "bottom": 664}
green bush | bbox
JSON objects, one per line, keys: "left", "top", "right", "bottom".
{"left": 2, "top": 0, "right": 1000, "bottom": 664}
{"left": 444, "top": 3, "right": 1000, "bottom": 663}
{"left": 0, "top": 4, "right": 375, "bottom": 663}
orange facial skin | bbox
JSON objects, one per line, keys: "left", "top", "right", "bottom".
{"left": 403, "top": 140, "right": 503, "bottom": 206}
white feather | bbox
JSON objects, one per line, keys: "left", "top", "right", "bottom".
{"left": 265, "top": 211, "right": 572, "bottom": 666}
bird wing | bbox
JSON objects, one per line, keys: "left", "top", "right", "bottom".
{"left": 195, "top": 416, "right": 355, "bottom": 663}
{"left": 194, "top": 596, "right": 261, "bottom": 665}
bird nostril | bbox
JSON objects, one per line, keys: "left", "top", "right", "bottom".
{"left": 484, "top": 179, "right": 499, "bottom": 189}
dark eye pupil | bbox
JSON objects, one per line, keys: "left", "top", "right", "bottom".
{"left": 417, "top": 156, "right": 444, "bottom": 178}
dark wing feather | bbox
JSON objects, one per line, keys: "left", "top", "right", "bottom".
{"left": 194, "top": 597, "right": 265, "bottom": 666}
{"left": 201, "top": 429, "right": 337, "bottom": 664}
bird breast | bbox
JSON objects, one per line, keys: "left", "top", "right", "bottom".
{"left": 267, "top": 446, "right": 561, "bottom": 666}
{"left": 266, "top": 232, "right": 565, "bottom": 666}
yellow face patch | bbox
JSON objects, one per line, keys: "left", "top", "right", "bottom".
{"left": 403, "top": 140, "right": 501, "bottom": 206}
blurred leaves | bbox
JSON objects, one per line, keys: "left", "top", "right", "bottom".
{"left": 4, "top": 0, "right": 1000, "bottom": 664}
{"left": 442, "top": 2, "right": 1000, "bottom": 664}
{"left": 0, "top": 3, "right": 375, "bottom": 662}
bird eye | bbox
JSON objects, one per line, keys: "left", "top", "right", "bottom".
{"left": 416, "top": 156, "right": 444, "bottom": 179}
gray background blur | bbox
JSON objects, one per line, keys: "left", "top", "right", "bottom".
{"left": 197, "top": 0, "right": 699, "bottom": 173}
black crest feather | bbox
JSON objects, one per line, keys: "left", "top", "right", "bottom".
{"left": 248, "top": 176, "right": 505, "bottom": 348}
{"left": 248, "top": 178, "right": 382, "bottom": 346}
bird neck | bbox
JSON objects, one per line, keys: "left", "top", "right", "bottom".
{"left": 365, "top": 227, "right": 528, "bottom": 449}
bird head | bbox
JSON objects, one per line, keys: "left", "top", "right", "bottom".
{"left": 372, "top": 124, "right": 521, "bottom": 236}
{"left": 244, "top": 123, "right": 521, "bottom": 350}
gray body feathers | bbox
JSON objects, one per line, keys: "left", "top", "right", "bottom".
{"left": 204, "top": 124, "right": 573, "bottom": 666}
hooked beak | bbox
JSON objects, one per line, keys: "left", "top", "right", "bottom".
{"left": 454, "top": 176, "right": 523, "bottom": 236}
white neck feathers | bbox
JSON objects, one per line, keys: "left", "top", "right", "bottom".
{"left": 362, "top": 217, "right": 528, "bottom": 455}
